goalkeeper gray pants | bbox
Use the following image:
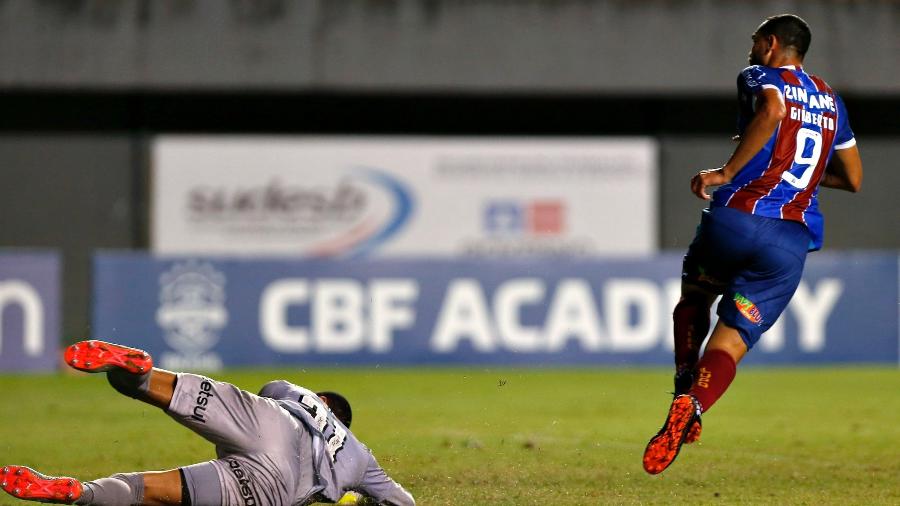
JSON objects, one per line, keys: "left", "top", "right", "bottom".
{"left": 166, "top": 373, "right": 318, "bottom": 506}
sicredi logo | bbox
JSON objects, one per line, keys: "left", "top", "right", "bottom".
{"left": 307, "top": 169, "right": 414, "bottom": 258}
{"left": 484, "top": 200, "right": 565, "bottom": 236}
{"left": 182, "top": 169, "right": 414, "bottom": 258}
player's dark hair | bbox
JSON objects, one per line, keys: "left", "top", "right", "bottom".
{"left": 757, "top": 14, "right": 811, "bottom": 57}
{"left": 318, "top": 391, "right": 353, "bottom": 428}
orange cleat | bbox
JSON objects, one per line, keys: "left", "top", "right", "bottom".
{"left": 0, "top": 466, "right": 82, "bottom": 504}
{"left": 64, "top": 340, "right": 153, "bottom": 375}
{"left": 642, "top": 394, "right": 702, "bottom": 474}
{"left": 684, "top": 418, "right": 702, "bottom": 444}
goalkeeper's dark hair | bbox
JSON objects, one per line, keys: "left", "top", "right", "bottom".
{"left": 318, "top": 391, "right": 353, "bottom": 428}
{"left": 757, "top": 14, "right": 811, "bottom": 57}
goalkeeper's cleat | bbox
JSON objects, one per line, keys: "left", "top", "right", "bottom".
{"left": 64, "top": 340, "right": 152, "bottom": 375}
{"left": 0, "top": 466, "right": 82, "bottom": 504}
{"left": 642, "top": 394, "right": 702, "bottom": 474}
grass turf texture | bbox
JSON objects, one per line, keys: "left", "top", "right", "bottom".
{"left": 1, "top": 367, "right": 898, "bottom": 505}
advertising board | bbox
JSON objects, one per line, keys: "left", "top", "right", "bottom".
{"left": 0, "top": 252, "right": 60, "bottom": 371}
{"left": 152, "top": 136, "right": 657, "bottom": 257}
{"left": 92, "top": 252, "right": 899, "bottom": 369}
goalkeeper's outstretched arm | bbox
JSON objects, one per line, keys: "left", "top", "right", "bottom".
{"left": 353, "top": 457, "right": 416, "bottom": 506}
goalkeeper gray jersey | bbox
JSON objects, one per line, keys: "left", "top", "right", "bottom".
{"left": 259, "top": 381, "right": 415, "bottom": 506}
{"left": 167, "top": 374, "right": 414, "bottom": 506}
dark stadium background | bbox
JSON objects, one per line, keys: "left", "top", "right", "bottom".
{"left": 0, "top": 0, "right": 897, "bottom": 343}
{"left": 1, "top": 3, "right": 899, "bottom": 504}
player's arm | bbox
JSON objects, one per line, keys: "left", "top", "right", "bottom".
{"left": 691, "top": 87, "right": 786, "bottom": 199}
{"left": 347, "top": 489, "right": 414, "bottom": 506}
{"left": 820, "top": 144, "right": 862, "bottom": 192}
{"left": 354, "top": 458, "right": 416, "bottom": 506}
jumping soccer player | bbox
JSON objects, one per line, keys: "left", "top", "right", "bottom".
{"left": 1, "top": 340, "right": 415, "bottom": 505}
{"left": 642, "top": 14, "right": 863, "bottom": 474}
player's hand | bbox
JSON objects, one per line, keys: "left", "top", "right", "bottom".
{"left": 690, "top": 168, "right": 729, "bottom": 200}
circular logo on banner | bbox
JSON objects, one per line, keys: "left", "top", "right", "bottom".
{"left": 156, "top": 260, "right": 228, "bottom": 355}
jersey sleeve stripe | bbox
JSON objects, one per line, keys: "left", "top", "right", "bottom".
{"left": 835, "top": 137, "right": 857, "bottom": 150}
{"left": 761, "top": 84, "right": 785, "bottom": 103}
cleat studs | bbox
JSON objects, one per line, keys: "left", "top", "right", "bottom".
{"left": 1, "top": 481, "right": 6, "bottom": 487}
{"left": 13, "top": 488, "right": 20, "bottom": 495}
{"left": 84, "top": 361, "right": 92, "bottom": 368}
{"left": 1, "top": 466, "right": 7, "bottom": 473}
{"left": 15, "top": 469, "right": 23, "bottom": 475}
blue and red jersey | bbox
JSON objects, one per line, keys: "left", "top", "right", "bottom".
{"left": 710, "top": 64, "right": 856, "bottom": 251}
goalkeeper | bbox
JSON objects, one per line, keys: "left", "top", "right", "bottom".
{"left": 1, "top": 340, "right": 415, "bottom": 506}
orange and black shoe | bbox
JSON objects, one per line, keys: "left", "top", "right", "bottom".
{"left": 673, "top": 368, "right": 702, "bottom": 444}
{"left": 64, "top": 340, "right": 153, "bottom": 375}
{"left": 0, "top": 466, "right": 82, "bottom": 504}
{"left": 642, "top": 394, "right": 702, "bottom": 474}
{"left": 683, "top": 417, "right": 702, "bottom": 444}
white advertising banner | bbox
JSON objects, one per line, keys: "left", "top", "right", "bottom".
{"left": 152, "top": 136, "right": 657, "bottom": 257}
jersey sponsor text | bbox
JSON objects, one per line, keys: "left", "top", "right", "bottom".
{"left": 191, "top": 379, "right": 214, "bottom": 423}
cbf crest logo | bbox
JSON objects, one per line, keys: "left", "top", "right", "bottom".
{"left": 156, "top": 261, "right": 226, "bottom": 370}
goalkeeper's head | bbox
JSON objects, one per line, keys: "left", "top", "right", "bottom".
{"left": 317, "top": 391, "right": 353, "bottom": 428}
{"left": 258, "top": 380, "right": 353, "bottom": 428}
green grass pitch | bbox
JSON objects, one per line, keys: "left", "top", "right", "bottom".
{"left": 1, "top": 367, "right": 899, "bottom": 505}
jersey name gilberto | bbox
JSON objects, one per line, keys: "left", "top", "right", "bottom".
{"left": 783, "top": 84, "right": 836, "bottom": 131}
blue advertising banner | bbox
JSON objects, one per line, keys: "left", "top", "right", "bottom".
{"left": 0, "top": 252, "right": 61, "bottom": 372}
{"left": 92, "top": 252, "right": 899, "bottom": 369}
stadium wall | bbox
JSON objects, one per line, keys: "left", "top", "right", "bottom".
{"left": 659, "top": 136, "right": 900, "bottom": 250}
{"left": 0, "top": 1, "right": 897, "bottom": 355}
{"left": 1, "top": 134, "right": 898, "bottom": 341}
{"left": 1, "top": 0, "right": 897, "bottom": 94}
{"left": 0, "top": 135, "right": 139, "bottom": 341}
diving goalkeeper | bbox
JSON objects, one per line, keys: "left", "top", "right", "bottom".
{"left": 1, "top": 340, "right": 415, "bottom": 506}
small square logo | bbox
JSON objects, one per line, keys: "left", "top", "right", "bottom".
{"left": 484, "top": 201, "right": 523, "bottom": 234}
{"left": 528, "top": 201, "right": 564, "bottom": 235}
{"left": 483, "top": 200, "right": 565, "bottom": 236}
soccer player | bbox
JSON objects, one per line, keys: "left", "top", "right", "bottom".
{"left": 1, "top": 340, "right": 416, "bottom": 505}
{"left": 642, "top": 14, "right": 863, "bottom": 475}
